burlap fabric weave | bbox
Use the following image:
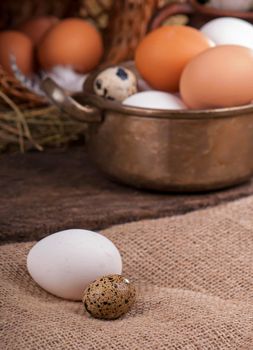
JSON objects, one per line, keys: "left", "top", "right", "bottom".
{"left": 1, "top": 196, "right": 253, "bottom": 349}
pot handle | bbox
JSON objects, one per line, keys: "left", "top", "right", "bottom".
{"left": 41, "top": 78, "right": 102, "bottom": 123}
{"left": 149, "top": 1, "right": 194, "bottom": 31}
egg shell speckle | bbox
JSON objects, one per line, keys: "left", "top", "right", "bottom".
{"left": 83, "top": 274, "right": 136, "bottom": 320}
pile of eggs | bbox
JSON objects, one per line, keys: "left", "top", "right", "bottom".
{"left": 94, "top": 17, "right": 253, "bottom": 111}
{"left": 0, "top": 16, "right": 103, "bottom": 77}
{"left": 2, "top": 15, "right": 253, "bottom": 111}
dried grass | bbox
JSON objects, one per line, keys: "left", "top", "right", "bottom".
{"left": 0, "top": 91, "right": 88, "bottom": 153}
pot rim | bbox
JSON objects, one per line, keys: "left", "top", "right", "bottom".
{"left": 79, "top": 93, "right": 253, "bottom": 120}
{"left": 190, "top": 0, "right": 253, "bottom": 19}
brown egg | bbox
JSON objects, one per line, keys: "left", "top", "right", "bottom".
{"left": 0, "top": 31, "right": 34, "bottom": 75}
{"left": 38, "top": 18, "right": 103, "bottom": 73}
{"left": 18, "top": 16, "right": 59, "bottom": 46}
{"left": 135, "top": 26, "right": 211, "bottom": 93}
{"left": 180, "top": 45, "right": 253, "bottom": 109}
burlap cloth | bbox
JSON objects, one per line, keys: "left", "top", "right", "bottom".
{"left": 1, "top": 195, "right": 253, "bottom": 349}
{"left": 1, "top": 147, "right": 253, "bottom": 244}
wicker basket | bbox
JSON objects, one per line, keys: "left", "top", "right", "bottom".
{"left": 0, "top": 0, "right": 186, "bottom": 152}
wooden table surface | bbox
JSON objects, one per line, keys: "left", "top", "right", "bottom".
{"left": 1, "top": 147, "right": 253, "bottom": 244}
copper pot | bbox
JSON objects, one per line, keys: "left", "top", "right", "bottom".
{"left": 41, "top": 75, "right": 253, "bottom": 192}
{"left": 150, "top": 0, "right": 253, "bottom": 30}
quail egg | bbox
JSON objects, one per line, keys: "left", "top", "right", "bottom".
{"left": 83, "top": 274, "right": 136, "bottom": 320}
{"left": 93, "top": 66, "right": 137, "bottom": 102}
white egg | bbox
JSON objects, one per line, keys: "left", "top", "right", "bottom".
{"left": 27, "top": 229, "right": 122, "bottom": 300}
{"left": 207, "top": 0, "right": 253, "bottom": 11}
{"left": 200, "top": 17, "right": 253, "bottom": 49}
{"left": 123, "top": 91, "right": 186, "bottom": 110}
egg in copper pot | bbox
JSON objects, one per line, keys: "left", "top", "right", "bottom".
{"left": 135, "top": 25, "right": 212, "bottom": 92}
{"left": 200, "top": 17, "right": 253, "bottom": 49}
{"left": 180, "top": 45, "right": 253, "bottom": 109}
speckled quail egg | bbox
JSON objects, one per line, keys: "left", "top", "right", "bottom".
{"left": 93, "top": 66, "right": 137, "bottom": 102}
{"left": 83, "top": 274, "right": 136, "bottom": 320}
